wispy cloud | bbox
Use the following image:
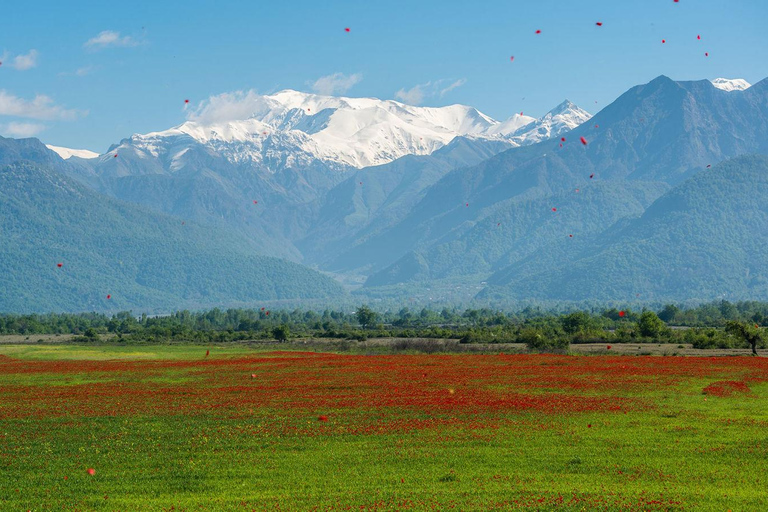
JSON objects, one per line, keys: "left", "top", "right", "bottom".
{"left": 84, "top": 30, "right": 139, "bottom": 50}
{"left": 395, "top": 83, "right": 429, "bottom": 105}
{"left": 11, "top": 50, "right": 38, "bottom": 70}
{"left": 186, "top": 90, "right": 265, "bottom": 125}
{"left": 310, "top": 72, "right": 363, "bottom": 96}
{"left": 0, "top": 121, "right": 46, "bottom": 137}
{"left": 0, "top": 90, "right": 84, "bottom": 120}
{"left": 439, "top": 78, "right": 466, "bottom": 97}
{"left": 395, "top": 78, "right": 467, "bottom": 105}
{"left": 58, "top": 65, "right": 96, "bottom": 78}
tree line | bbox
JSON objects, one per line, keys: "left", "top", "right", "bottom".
{"left": 1, "top": 300, "right": 766, "bottom": 352}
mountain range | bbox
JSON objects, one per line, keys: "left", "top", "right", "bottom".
{"left": 3, "top": 75, "right": 767, "bottom": 312}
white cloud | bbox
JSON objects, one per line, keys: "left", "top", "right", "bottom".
{"left": 310, "top": 72, "right": 362, "bottom": 96}
{"left": 84, "top": 30, "right": 138, "bottom": 49}
{"left": 186, "top": 90, "right": 265, "bottom": 125}
{"left": 58, "top": 65, "right": 96, "bottom": 77}
{"left": 395, "top": 78, "right": 466, "bottom": 105}
{"left": 1, "top": 121, "right": 46, "bottom": 138}
{"left": 11, "top": 50, "right": 38, "bottom": 70}
{"left": 395, "top": 82, "right": 430, "bottom": 105}
{"left": 0, "top": 90, "right": 83, "bottom": 120}
{"left": 439, "top": 78, "right": 466, "bottom": 97}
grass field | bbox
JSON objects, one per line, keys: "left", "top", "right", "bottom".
{"left": 1, "top": 345, "right": 767, "bottom": 510}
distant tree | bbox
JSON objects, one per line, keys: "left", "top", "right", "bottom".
{"left": 658, "top": 304, "right": 681, "bottom": 323}
{"left": 638, "top": 311, "right": 667, "bottom": 338}
{"left": 356, "top": 306, "right": 378, "bottom": 329}
{"left": 83, "top": 328, "right": 100, "bottom": 341}
{"left": 725, "top": 321, "right": 764, "bottom": 355}
{"left": 561, "top": 311, "right": 593, "bottom": 335}
{"left": 272, "top": 325, "right": 290, "bottom": 343}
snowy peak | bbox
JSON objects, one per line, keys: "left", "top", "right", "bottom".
{"left": 121, "top": 89, "right": 590, "bottom": 171}
{"left": 46, "top": 145, "right": 99, "bottom": 160}
{"left": 509, "top": 99, "right": 592, "bottom": 145}
{"left": 710, "top": 78, "right": 751, "bottom": 92}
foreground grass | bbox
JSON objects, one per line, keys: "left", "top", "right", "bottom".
{"left": 0, "top": 345, "right": 766, "bottom": 510}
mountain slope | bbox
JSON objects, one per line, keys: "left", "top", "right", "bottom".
{"left": 481, "top": 154, "right": 768, "bottom": 301}
{"left": 347, "top": 75, "right": 768, "bottom": 285}
{"left": 299, "top": 137, "right": 514, "bottom": 273}
{"left": 0, "top": 139, "right": 345, "bottom": 313}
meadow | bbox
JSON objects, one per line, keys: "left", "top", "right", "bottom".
{"left": 1, "top": 344, "right": 767, "bottom": 510}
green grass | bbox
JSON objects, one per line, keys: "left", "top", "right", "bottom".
{"left": 1, "top": 344, "right": 766, "bottom": 510}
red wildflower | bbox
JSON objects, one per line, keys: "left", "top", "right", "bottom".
{"left": 87, "top": 468, "right": 95, "bottom": 475}
{"left": 318, "top": 415, "right": 329, "bottom": 422}
{"left": 619, "top": 311, "right": 626, "bottom": 317}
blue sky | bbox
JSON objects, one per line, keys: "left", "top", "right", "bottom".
{"left": 2, "top": 0, "right": 767, "bottom": 152}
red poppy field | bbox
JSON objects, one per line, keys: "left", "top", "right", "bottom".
{"left": 1, "top": 346, "right": 767, "bottom": 510}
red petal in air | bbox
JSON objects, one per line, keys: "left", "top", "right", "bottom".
{"left": 535, "top": 30, "right": 541, "bottom": 34}
{"left": 580, "top": 136, "right": 588, "bottom": 145}
{"left": 345, "top": 28, "right": 350, "bottom": 32}
{"left": 551, "top": 207, "right": 557, "bottom": 212}
{"left": 590, "top": 173, "right": 595, "bottom": 179}
{"left": 106, "top": 295, "right": 111, "bottom": 299}
{"left": 510, "top": 56, "right": 515, "bottom": 62}
{"left": 662, "top": 39, "right": 666, "bottom": 44}
{"left": 697, "top": 35, "right": 701, "bottom": 40}
{"left": 596, "top": 22, "right": 603, "bottom": 27}
{"left": 57, "top": 263, "right": 63, "bottom": 268}
{"left": 561, "top": 137, "right": 566, "bottom": 141}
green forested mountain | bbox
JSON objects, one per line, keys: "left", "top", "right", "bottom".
{"left": 481, "top": 154, "right": 768, "bottom": 301}
{"left": 0, "top": 153, "right": 345, "bottom": 313}
{"left": 361, "top": 76, "right": 768, "bottom": 295}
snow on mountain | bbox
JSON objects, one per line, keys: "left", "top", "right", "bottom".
{"left": 710, "top": 78, "right": 751, "bottom": 92}
{"left": 118, "top": 90, "right": 590, "bottom": 171}
{"left": 509, "top": 100, "right": 593, "bottom": 145}
{"left": 46, "top": 145, "right": 99, "bottom": 160}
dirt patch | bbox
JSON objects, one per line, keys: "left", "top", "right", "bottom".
{"left": 0, "top": 334, "right": 74, "bottom": 344}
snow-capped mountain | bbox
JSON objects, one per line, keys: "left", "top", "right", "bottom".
{"left": 46, "top": 145, "right": 99, "bottom": 160}
{"left": 509, "top": 100, "right": 592, "bottom": 145}
{"left": 710, "top": 78, "right": 751, "bottom": 92}
{"left": 113, "top": 90, "right": 589, "bottom": 172}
